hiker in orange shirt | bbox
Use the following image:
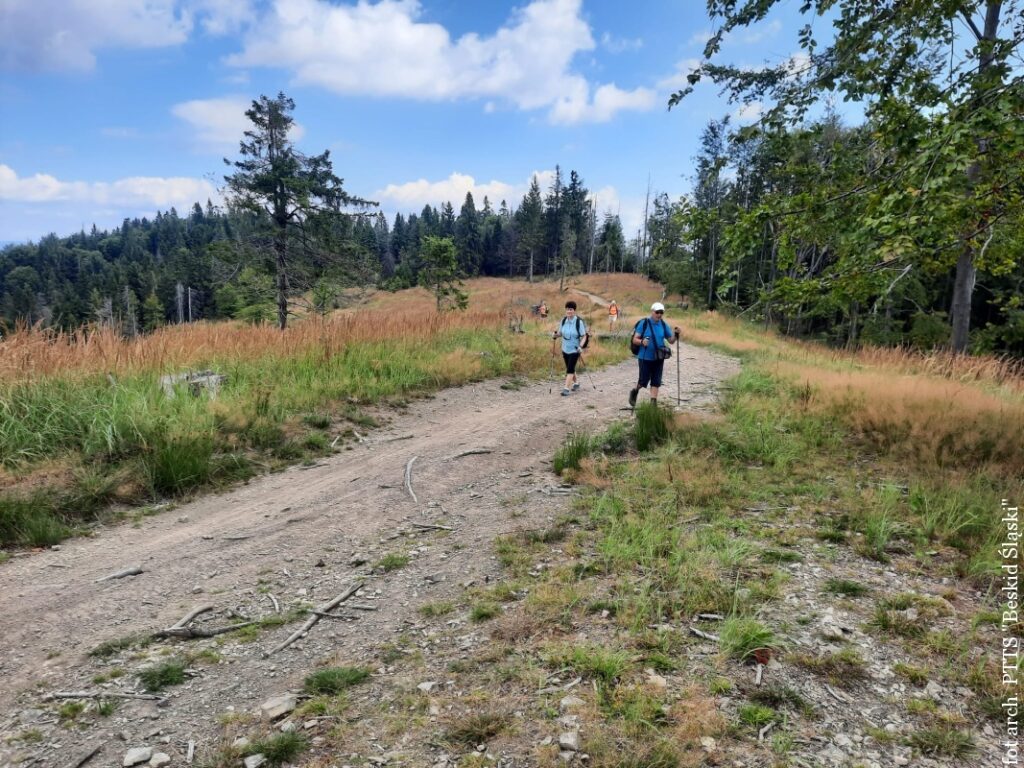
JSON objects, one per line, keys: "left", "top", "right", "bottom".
{"left": 608, "top": 300, "right": 619, "bottom": 332}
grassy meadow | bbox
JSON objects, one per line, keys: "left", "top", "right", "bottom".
{"left": 433, "top": 309, "right": 1022, "bottom": 765}
{"left": 0, "top": 276, "right": 635, "bottom": 550}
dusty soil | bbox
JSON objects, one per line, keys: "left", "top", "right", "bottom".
{"left": 0, "top": 344, "right": 738, "bottom": 767}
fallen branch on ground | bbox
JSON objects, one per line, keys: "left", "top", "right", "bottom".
{"left": 689, "top": 626, "right": 720, "bottom": 642}
{"left": 410, "top": 522, "right": 454, "bottom": 531}
{"left": 95, "top": 566, "right": 143, "bottom": 582}
{"left": 44, "top": 691, "right": 164, "bottom": 702}
{"left": 452, "top": 449, "right": 493, "bottom": 459}
{"left": 264, "top": 581, "right": 364, "bottom": 657}
{"left": 266, "top": 593, "right": 280, "bottom": 613}
{"left": 405, "top": 456, "right": 419, "bottom": 504}
{"left": 152, "top": 604, "right": 252, "bottom": 639}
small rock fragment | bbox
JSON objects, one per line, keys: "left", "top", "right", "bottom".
{"left": 244, "top": 755, "right": 266, "bottom": 768}
{"left": 261, "top": 693, "right": 298, "bottom": 721}
{"left": 559, "top": 732, "right": 580, "bottom": 752}
{"left": 124, "top": 748, "right": 153, "bottom": 767}
{"left": 149, "top": 753, "right": 171, "bottom": 767}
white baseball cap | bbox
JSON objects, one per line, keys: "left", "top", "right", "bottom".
{"left": 651, "top": 302, "right": 665, "bottom": 312}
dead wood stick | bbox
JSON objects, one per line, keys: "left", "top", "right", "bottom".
{"left": 311, "top": 610, "right": 353, "bottom": 620}
{"left": 65, "top": 744, "right": 102, "bottom": 768}
{"left": 405, "top": 456, "right": 419, "bottom": 504}
{"left": 331, "top": 434, "right": 343, "bottom": 448}
{"left": 452, "top": 449, "right": 493, "bottom": 459}
{"left": 95, "top": 566, "right": 143, "bottom": 582}
{"left": 266, "top": 592, "right": 280, "bottom": 613}
{"left": 44, "top": 691, "right": 163, "bottom": 701}
{"left": 688, "top": 626, "right": 720, "bottom": 642}
{"left": 758, "top": 721, "right": 774, "bottom": 742}
{"left": 169, "top": 605, "right": 215, "bottom": 630}
{"left": 223, "top": 535, "right": 251, "bottom": 541}
{"left": 156, "top": 622, "right": 254, "bottom": 639}
{"left": 755, "top": 663, "right": 764, "bottom": 687}
{"left": 347, "top": 603, "right": 378, "bottom": 611}
{"left": 186, "top": 741, "right": 195, "bottom": 764}
{"left": 696, "top": 613, "right": 724, "bottom": 621}
{"left": 264, "top": 581, "right": 364, "bottom": 657}
{"left": 410, "top": 522, "right": 454, "bottom": 531}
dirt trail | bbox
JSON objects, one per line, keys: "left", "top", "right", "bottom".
{"left": 0, "top": 344, "right": 738, "bottom": 765}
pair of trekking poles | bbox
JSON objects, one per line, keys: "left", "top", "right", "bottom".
{"left": 548, "top": 336, "right": 598, "bottom": 394}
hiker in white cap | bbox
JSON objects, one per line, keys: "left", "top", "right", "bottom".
{"left": 629, "top": 302, "right": 680, "bottom": 408}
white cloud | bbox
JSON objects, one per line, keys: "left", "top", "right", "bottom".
{"left": 0, "top": 0, "right": 253, "bottom": 72}
{"left": 189, "top": 0, "right": 256, "bottom": 35}
{"left": 600, "top": 32, "right": 642, "bottom": 53}
{"left": 172, "top": 96, "right": 305, "bottom": 152}
{"left": 0, "top": 0, "right": 191, "bottom": 71}
{"left": 374, "top": 172, "right": 521, "bottom": 211}
{"left": 731, "top": 101, "right": 764, "bottom": 123}
{"left": 687, "top": 30, "right": 713, "bottom": 47}
{"left": 226, "top": 0, "right": 653, "bottom": 124}
{"left": 741, "top": 19, "right": 781, "bottom": 44}
{"left": 657, "top": 58, "right": 701, "bottom": 91}
{"left": 0, "top": 164, "right": 218, "bottom": 209}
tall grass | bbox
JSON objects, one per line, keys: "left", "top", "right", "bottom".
{"left": 0, "top": 281, "right": 628, "bottom": 547}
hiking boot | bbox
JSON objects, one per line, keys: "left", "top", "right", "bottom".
{"left": 561, "top": 388, "right": 571, "bottom": 397}
{"left": 628, "top": 388, "right": 638, "bottom": 407}
{"left": 571, "top": 382, "right": 581, "bottom": 391}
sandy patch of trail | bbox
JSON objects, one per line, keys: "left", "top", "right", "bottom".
{"left": 0, "top": 344, "right": 738, "bottom": 766}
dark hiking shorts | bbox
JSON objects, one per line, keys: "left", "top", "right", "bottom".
{"left": 637, "top": 358, "right": 664, "bottom": 388}
{"left": 563, "top": 352, "right": 580, "bottom": 374}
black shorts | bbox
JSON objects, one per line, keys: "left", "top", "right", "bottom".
{"left": 563, "top": 352, "right": 580, "bottom": 374}
{"left": 637, "top": 358, "right": 664, "bottom": 388}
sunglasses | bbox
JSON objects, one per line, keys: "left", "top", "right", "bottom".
{"left": 653, "top": 310, "right": 664, "bottom": 314}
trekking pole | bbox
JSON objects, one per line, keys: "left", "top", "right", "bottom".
{"left": 675, "top": 335, "right": 681, "bottom": 406}
{"left": 549, "top": 334, "right": 557, "bottom": 394}
{"left": 580, "top": 352, "right": 598, "bottom": 391}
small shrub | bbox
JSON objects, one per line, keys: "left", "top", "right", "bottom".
{"left": 246, "top": 732, "right": 308, "bottom": 766}
{"left": 138, "top": 659, "right": 186, "bottom": 692}
{"left": 419, "top": 601, "right": 455, "bottom": 618}
{"left": 718, "top": 618, "right": 777, "bottom": 662}
{"left": 142, "top": 431, "right": 214, "bottom": 496}
{"left": 825, "top": 578, "right": 869, "bottom": 597}
{"left": 907, "top": 725, "right": 975, "bottom": 758}
{"left": 303, "top": 666, "right": 370, "bottom": 695}
{"left": 738, "top": 703, "right": 775, "bottom": 728}
{"left": 375, "top": 553, "right": 409, "bottom": 572}
{"left": 58, "top": 700, "right": 85, "bottom": 721}
{"left": 554, "top": 432, "right": 592, "bottom": 474}
{"left": 634, "top": 402, "right": 671, "bottom": 452}
{"left": 471, "top": 602, "right": 500, "bottom": 622}
{"left": 444, "top": 709, "right": 509, "bottom": 744}
{"left": 302, "top": 412, "right": 332, "bottom": 429}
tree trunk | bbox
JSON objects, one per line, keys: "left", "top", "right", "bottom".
{"left": 950, "top": 0, "right": 1002, "bottom": 353}
{"left": 950, "top": 246, "right": 976, "bottom": 351}
{"left": 275, "top": 225, "right": 289, "bottom": 330}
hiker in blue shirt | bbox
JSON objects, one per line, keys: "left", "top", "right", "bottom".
{"left": 629, "top": 302, "right": 680, "bottom": 408}
{"left": 552, "top": 300, "right": 589, "bottom": 396}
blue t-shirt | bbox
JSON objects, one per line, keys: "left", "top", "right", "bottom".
{"left": 559, "top": 316, "right": 588, "bottom": 354}
{"left": 634, "top": 317, "right": 671, "bottom": 361}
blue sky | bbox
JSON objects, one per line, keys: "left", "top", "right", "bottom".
{"left": 0, "top": 0, "right": 821, "bottom": 244}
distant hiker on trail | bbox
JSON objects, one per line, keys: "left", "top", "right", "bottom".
{"left": 538, "top": 301, "right": 548, "bottom": 319}
{"left": 552, "top": 300, "right": 589, "bottom": 397}
{"left": 629, "top": 302, "right": 680, "bottom": 408}
{"left": 608, "top": 300, "right": 619, "bottom": 331}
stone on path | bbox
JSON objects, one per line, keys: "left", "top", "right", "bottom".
{"left": 261, "top": 693, "right": 297, "bottom": 721}
{"left": 123, "top": 747, "right": 153, "bottom": 767}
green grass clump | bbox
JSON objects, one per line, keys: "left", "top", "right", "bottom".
{"left": 737, "top": 703, "right": 776, "bottom": 728}
{"left": 58, "top": 701, "right": 86, "bottom": 721}
{"left": 246, "top": 732, "right": 308, "bottom": 766}
{"left": 419, "top": 601, "right": 455, "bottom": 618}
{"left": 137, "top": 660, "right": 187, "bottom": 691}
{"left": 444, "top": 710, "right": 509, "bottom": 745}
{"left": 718, "top": 617, "right": 777, "bottom": 662}
{"left": 825, "top": 577, "right": 870, "bottom": 597}
{"left": 547, "top": 644, "right": 631, "bottom": 687}
{"left": 470, "top": 602, "right": 500, "bottom": 622}
{"left": 141, "top": 430, "right": 214, "bottom": 495}
{"left": 88, "top": 634, "right": 152, "bottom": 659}
{"left": 553, "top": 432, "right": 592, "bottom": 474}
{"left": 303, "top": 666, "right": 370, "bottom": 695}
{"left": 907, "top": 726, "right": 975, "bottom": 758}
{"left": 375, "top": 553, "right": 410, "bottom": 572}
{"left": 633, "top": 402, "right": 671, "bottom": 452}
